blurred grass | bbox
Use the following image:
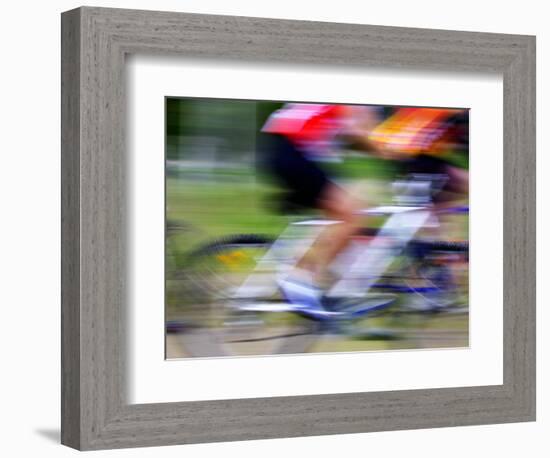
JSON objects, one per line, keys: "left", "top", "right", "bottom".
{"left": 167, "top": 179, "right": 285, "bottom": 240}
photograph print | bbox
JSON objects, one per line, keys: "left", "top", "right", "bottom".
{"left": 165, "top": 98, "right": 470, "bottom": 359}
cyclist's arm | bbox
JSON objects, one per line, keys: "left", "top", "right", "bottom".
{"left": 337, "top": 105, "right": 389, "bottom": 155}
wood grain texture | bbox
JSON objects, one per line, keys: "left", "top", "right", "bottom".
{"left": 61, "top": 6, "right": 536, "bottom": 450}
{"left": 60, "top": 7, "right": 81, "bottom": 450}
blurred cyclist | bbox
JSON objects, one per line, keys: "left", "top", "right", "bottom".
{"left": 259, "top": 104, "right": 468, "bottom": 318}
{"left": 258, "top": 103, "right": 382, "bottom": 318}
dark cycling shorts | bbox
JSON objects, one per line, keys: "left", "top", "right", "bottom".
{"left": 257, "top": 133, "right": 331, "bottom": 210}
{"left": 401, "top": 154, "right": 465, "bottom": 203}
{"left": 403, "top": 154, "right": 449, "bottom": 176}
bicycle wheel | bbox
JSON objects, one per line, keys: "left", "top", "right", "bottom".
{"left": 167, "top": 234, "right": 321, "bottom": 358}
{"left": 398, "top": 239, "right": 469, "bottom": 312}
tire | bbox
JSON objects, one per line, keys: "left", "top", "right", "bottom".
{"left": 168, "top": 234, "right": 321, "bottom": 358}
{"left": 399, "top": 239, "right": 469, "bottom": 311}
{"left": 185, "top": 234, "right": 275, "bottom": 302}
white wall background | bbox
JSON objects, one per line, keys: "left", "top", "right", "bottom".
{"left": 0, "top": 1, "right": 545, "bottom": 456}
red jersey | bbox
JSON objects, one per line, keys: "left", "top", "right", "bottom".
{"left": 261, "top": 103, "right": 349, "bottom": 157}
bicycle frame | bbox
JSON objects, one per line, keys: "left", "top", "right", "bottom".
{"left": 233, "top": 174, "right": 459, "bottom": 314}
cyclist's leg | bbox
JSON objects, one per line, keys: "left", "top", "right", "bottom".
{"left": 278, "top": 181, "right": 363, "bottom": 315}
{"left": 258, "top": 134, "right": 361, "bottom": 314}
{"left": 445, "top": 164, "right": 469, "bottom": 196}
{"left": 278, "top": 153, "right": 362, "bottom": 282}
{"left": 314, "top": 183, "right": 361, "bottom": 277}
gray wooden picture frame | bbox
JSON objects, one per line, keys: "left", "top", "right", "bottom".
{"left": 61, "top": 6, "right": 536, "bottom": 451}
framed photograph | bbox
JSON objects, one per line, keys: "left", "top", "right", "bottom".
{"left": 61, "top": 6, "right": 536, "bottom": 450}
{"left": 164, "top": 97, "right": 471, "bottom": 360}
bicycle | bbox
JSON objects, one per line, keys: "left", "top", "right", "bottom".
{"left": 167, "top": 173, "right": 469, "bottom": 358}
